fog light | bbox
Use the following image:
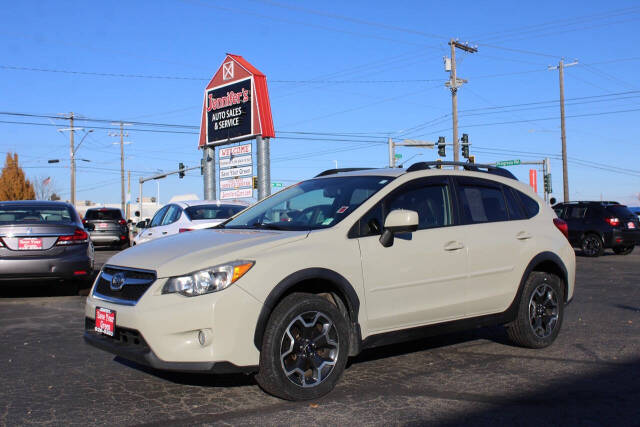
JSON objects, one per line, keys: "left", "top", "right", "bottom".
{"left": 198, "top": 329, "right": 212, "bottom": 346}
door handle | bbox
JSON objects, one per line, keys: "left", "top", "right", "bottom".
{"left": 444, "top": 241, "right": 464, "bottom": 251}
{"left": 162, "top": 232, "right": 168, "bottom": 235}
{"left": 516, "top": 231, "right": 532, "bottom": 240}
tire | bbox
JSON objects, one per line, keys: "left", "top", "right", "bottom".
{"left": 581, "top": 233, "right": 604, "bottom": 257}
{"left": 255, "top": 293, "right": 350, "bottom": 401}
{"left": 507, "top": 272, "right": 564, "bottom": 349}
{"left": 613, "top": 245, "right": 634, "bottom": 255}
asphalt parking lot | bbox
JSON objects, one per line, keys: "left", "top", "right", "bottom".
{"left": 0, "top": 248, "right": 638, "bottom": 426}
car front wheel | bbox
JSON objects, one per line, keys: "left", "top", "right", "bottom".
{"left": 507, "top": 272, "right": 564, "bottom": 349}
{"left": 255, "top": 293, "right": 350, "bottom": 401}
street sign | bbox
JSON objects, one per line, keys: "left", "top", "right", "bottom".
{"left": 496, "top": 159, "right": 521, "bottom": 167}
{"left": 272, "top": 182, "right": 283, "bottom": 187}
{"left": 394, "top": 154, "right": 402, "bottom": 159}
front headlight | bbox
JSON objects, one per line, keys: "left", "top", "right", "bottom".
{"left": 162, "top": 260, "right": 254, "bottom": 297}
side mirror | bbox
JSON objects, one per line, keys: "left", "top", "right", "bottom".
{"left": 85, "top": 223, "right": 96, "bottom": 231}
{"left": 549, "top": 197, "right": 557, "bottom": 206}
{"left": 127, "top": 219, "right": 133, "bottom": 224}
{"left": 379, "top": 209, "right": 419, "bottom": 248}
{"left": 135, "top": 220, "right": 147, "bottom": 229}
{"left": 134, "top": 211, "right": 140, "bottom": 217}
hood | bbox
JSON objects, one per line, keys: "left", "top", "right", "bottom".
{"left": 106, "top": 228, "right": 309, "bottom": 277}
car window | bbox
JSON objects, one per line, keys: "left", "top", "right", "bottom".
{"left": 185, "top": 204, "right": 245, "bottom": 220}
{"left": 515, "top": 190, "right": 540, "bottom": 219}
{"left": 85, "top": 209, "right": 122, "bottom": 220}
{"left": 606, "top": 205, "right": 634, "bottom": 218}
{"left": 504, "top": 187, "right": 525, "bottom": 220}
{"left": 387, "top": 184, "right": 452, "bottom": 230}
{"left": 0, "top": 205, "right": 75, "bottom": 224}
{"left": 149, "top": 206, "right": 169, "bottom": 227}
{"left": 161, "top": 205, "right": 181, "bottom": 225}
{"left": 567, "top": 206, "right": 586, "bottom": 219}
{"left": 224, "top": 176, "right": 393, "bottom": 230}
{"left": 458, "top": 184, "right": 508, "bottom": 224}
{"left": 553, "top": 206, "right": 565, "bottom": 218}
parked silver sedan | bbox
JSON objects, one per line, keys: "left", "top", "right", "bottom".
{"left": 0, "top": 201, "right": 94, "bottom": 292}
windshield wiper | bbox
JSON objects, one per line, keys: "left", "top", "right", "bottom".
{"left": 249, "top": 221, "right": 288, "bottom": 230}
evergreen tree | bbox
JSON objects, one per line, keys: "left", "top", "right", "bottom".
{"left": 0, "top": 153, "right": 36, "bottom": 200}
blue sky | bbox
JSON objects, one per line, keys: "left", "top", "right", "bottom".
{"left": 1, "top": 0, "right": 639, "bottom": 206}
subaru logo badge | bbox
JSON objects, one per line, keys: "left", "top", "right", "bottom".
{"left": 110, "top": 272, "right": 126, "bottom": 291}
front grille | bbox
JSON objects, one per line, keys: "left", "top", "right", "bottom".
{"left": 93, "top": 265, "right": 156, "bottom": 305}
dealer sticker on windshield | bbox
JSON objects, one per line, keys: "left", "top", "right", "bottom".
{"left": 95, "top": 307, "right": 116, "bottom": 337}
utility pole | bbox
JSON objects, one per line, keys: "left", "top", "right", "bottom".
{"left": 549, "top": 59, "right": 578, "bottom": 202}
{"left": 69, "top": 113, "right": 75, "bottom": 206}
{"left": 127, "top": 170, "right": 131, "bottom": 220}
{"left": 446, "top": 40, "right": 477, "bottom": 166}
{"left": 110, "top": 123, "right": 132, "bottom": 214}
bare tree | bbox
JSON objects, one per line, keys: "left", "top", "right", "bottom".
{"left": 33, "top": 176, "right": 57, "bottom": 200}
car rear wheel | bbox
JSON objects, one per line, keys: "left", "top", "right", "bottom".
{"left": 612, "top": 245, "right": 634, "bottom": 255}
{"left": 255, "top": 293, "right": 349, "bottom": 401}
{"left": 507, "top": 272, "right": 564, "bottom": 349}
{"left": 581, "top": 233, "right": 604, "bottom": 257}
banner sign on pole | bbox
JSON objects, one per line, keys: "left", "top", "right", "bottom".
{"left": 220, "top": 188, "right": 253, "bottom": 200}
{"left": 219, "top": 143, "right": 252, "bottom": 158}
{"left": 220, "top": 155, "right": 252, "bottom": 169}
{"left": 199, "top": 54, "right": 275, "bottom": 148}
{"left": 220, "top": 177, "right": 253, "bottom": 190}
{"left": 529, "top": 169, "right": 538, "bottom": 193}
{"left": 220, "top": 166, "right": 252, "bottom": 179}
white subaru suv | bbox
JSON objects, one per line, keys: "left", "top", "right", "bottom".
{"left": 84, "top": 162, "right": 575, "bottom": 401}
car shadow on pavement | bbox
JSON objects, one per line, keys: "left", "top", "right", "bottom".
{"left": 348, "top": 325, "right": 510, "bottom": 368}
{"left": 113, "top": 357, "right": 257, "bottom": 388}
{"left": 402, "top": 356, "right": 640, "bottom": 427}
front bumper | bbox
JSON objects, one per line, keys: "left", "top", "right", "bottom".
{"left": 84, "top": 278, "right": 263, "bottom": 369}
{"left": 0, "top": 245, "right": 92, "bottom": 281}
{"left": 83, "top": 319, "right": 256, "bottom": 374}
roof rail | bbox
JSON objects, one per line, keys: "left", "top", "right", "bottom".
{"left": 315, "top": 168, "right": 375, "bottom": 177}
{"left": 405, "top": 161, "right": 518, "bottom": 180}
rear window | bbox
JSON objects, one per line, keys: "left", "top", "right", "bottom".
{"left": 606, "top": 205, "right": 634, "bottom": 218}
{"left": 515, "top": 191, "right": 540, "bottom": 219}
{"left": 184, "top": 204, "right": 245, "bottom": 220}
{"left": 85, "top": 209, "right": 123, "bottom": 220}
{"left": 0, "top": 205, "right": 75, "bottom": 224}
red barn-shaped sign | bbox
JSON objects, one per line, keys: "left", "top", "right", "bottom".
{"left": 199, "top": 54, "right": 275, "bottom": 148}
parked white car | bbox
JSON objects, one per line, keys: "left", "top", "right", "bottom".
{"left": 133, "top": 200, "right": 249, "bottom": 245}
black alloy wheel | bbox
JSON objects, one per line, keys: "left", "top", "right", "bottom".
{"left": 581, "top": 234, "right": 604, "bottom": 257}
{"left": 256, "top": 293, "right": 349, "bottom": 401}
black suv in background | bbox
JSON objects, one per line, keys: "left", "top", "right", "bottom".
{"left": 82, "top": 208, "right": 130, "bottom": 249}
{"left": 553, "top": 201, "right": 640, "bottom": 256}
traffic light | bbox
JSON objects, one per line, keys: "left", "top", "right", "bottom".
{"left": 178, "top": 162, "right": 185, "bottom": 179}
{"left": 437, "top": 136, "right": 446, "bottom": 157}
{"left": 468, "top": 155, "right": 475, "bottom": 164}
{"left": 461, "top": 133, "right": 470, "bottom": 159}
{"left": 252, "top": 176, "right": 258, "bottom": 189}
{"left": 544, "top": 173, "right": 552, "bottom": 193}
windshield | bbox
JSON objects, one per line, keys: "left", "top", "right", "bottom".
{"left": 0, "top": 205, "right": 76, "bottom": 224}
{"left": 185, "top": 204, "right": 245, "bottom": 220}
{"left": 224, "top": 175, "right": 393, "bottom": 231}
{"left": 85, "top": 209, "right": 123, "bottom": 220}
